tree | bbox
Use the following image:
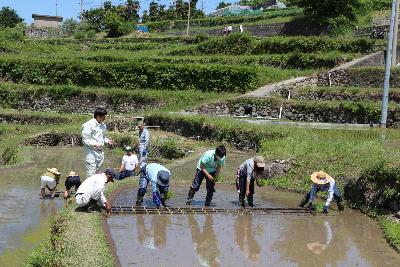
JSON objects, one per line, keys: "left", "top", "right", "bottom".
{"left": 0, "top": 6, "right": 23, "bottom": 28}
{"left": 288, "top": 0, "right": 363, "bottom": 31}
{"left": 62, "top": 18, "right": 79, "bottom": 36}
{"left": 124, "top": 0, "right": 140, "bottom": 22}
{"left": 216, "top": 2, "right": 232, "bottom": 9}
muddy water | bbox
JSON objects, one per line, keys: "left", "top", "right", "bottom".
{"left": 108, "top": 152, "right": 400, "bottom": 267}
{"left": 0, "top": 147, "right": 120, "bottom": 266}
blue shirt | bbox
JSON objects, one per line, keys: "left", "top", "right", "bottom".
{"left": 143, "top": 163, "right": 170, "bottom": 193}
{"left": 196, "top": 150, "right": 225, "bottom": 173}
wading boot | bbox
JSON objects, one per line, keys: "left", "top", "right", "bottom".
{"left": 205, "top": 190, "right": 214, "bottom": 207}
{"left": 136, "top": 195, "right": 143, "bottom": 206}
{"left": 298, "top": 196, "right": 308, "bottom": 208}
{"left": 337, "top": 201, "right": 345, "bottom": 211}
{"left": 239, "top": 196, "right": 245, "bottom": 208}
{"left": 247, "top": 195, "right": 254, "bottom": 208}
{"left": 186, "top": 188, "right": 195, "bottom": 205}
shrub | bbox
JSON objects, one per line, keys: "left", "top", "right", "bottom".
{"left": 0, "top": 24, "right": 24, "bottom": 41}
{"left": 0, "top": 58, "right": 260, "bottom": 92}
{"left": 176, "top": 35, "right": 376, "bottom": 55}
{"left": 145, "top": 7, "right": 303, "bottom": 32}
{"left": 74, "top": 31, "right": 86, "bottom": 39}
{"left": 158, "top": 138, "right": 185, "bottom": 159}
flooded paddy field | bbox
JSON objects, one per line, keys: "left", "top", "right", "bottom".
{"left": 108, "top": 185, "right": 400, "bottom": 267}
{"left": 0, "top": 147, "right": 119, "bottom": 266}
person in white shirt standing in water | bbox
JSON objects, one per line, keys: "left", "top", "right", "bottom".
{"left": 82, "top": 108, "right": 115, "bottom": 178}
{"left": 138, "top": 121, "right": 150, "bottom": 162}
{"left": 75, "top": 168, "right": 117, "bottom": 213}
{"left": 117, "top": 146, "right": 139, "bottom": 180}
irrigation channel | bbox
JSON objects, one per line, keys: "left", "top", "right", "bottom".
{"left": 0, "top": 147, "right": 119, "bottom": 266}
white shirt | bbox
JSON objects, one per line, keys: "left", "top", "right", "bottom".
{"left": 122, "top": 154, "right": 139, "bottom": 171}
{"left": 76, "top": 173, "right": 108, "bottom": 205}
{"left": 82, "top": 118, "right": 109, "bottom": 148}
{"left": 228, "top": 26, "right": 233, "bottom": 31}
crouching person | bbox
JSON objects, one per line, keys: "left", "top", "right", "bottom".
{"left": 136, "top": 163, "right": 170, "bottom": 208}
{"left": 40, "top": 168, "right": 61, "bottom": 199}
{"left": 75, "top": 168, "right": 116, "bottom": 213}
{"left": 236, "top": 156, "right": 266, "bottom": 208}
{"left": 64, "top": 171, "right": 81, "bottom": 199}
{"left": 299, "top": 171, "right": 344, "bottom": 213}
{"left": 186, "top": 145, "right": 226, "bottom": 207}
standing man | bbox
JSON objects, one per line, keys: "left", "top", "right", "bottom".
{"left": 136, "top": 162, "right": 170, "bottom": 208}
{"left": 236, "top": 156, "right": 266, "bottom": 208}
{"left": 138, "top": 121, "right": 150, "bottom": 162}
{"left": 75, "top": 168, "right": 116, "bottom": 213}
{"left": 186, "top": 145, "right": 226, "bottom": 207}
{"left": 117, "top": 146, "right": 139, "bottom": 180}
{"left": 298, "top": 171, "right": 345, "bottom": 213}
{"left": 82, "top": 108, "right": 114, "bottom": 178}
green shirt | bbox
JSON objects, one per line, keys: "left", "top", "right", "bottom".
{"left": 196, "top": 150, "right": 225, "bottom": 173}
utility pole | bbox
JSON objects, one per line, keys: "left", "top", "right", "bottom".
{"left": 201, "top": 0, "right": 204, "bottom": 13}
{"left": 56, "top": 0, "right": 58, "bottom": 16}
{"left": 186, "top": 0, "right": 191, "bottom": 36}
{"left": 381, "top": 0, "right": 398, "bottom": 128}
{"left": 80, "top": 0, "right": 83, "bottom": 19}
{"left": 393, "top": 0, "right": 400, "bottom": 66}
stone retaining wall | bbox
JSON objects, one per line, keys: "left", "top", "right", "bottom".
{"left": 0, "top": 94, "right": 164, "bottom": 114}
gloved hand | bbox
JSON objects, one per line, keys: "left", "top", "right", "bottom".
{"left": 323, "top": 205, "right": 329, "bottom": 214}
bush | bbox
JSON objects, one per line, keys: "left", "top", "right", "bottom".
{"left": 62, "top": 18, "right": 79, "bottom": 36}
{"left": 176, "top": 35, "right": 376, "bottom": 55}
{"left": 0, "top": 24, "right": 24, "bottom": 41}
{"left": 0, "top": 58, "right": 260, "bottom": 92}
{"left": 145, "top": 7, "right": 303, "bottom": 32}
{"left": 74, "top": 31, "right": 86, "bottom": 39}
{"left": 158, "top": 138, "right": 185, "bottom": 159}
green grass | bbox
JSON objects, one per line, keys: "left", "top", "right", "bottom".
{"left": 379, "top": 217, "right": 400, "bottom": 252}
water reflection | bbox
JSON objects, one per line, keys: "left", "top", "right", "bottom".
{"left": 39, "top": 200, "right": 57, "bottom": 221}
{"left": 136, "top": 214, "right": 170, "bottom": 249}
{"left": 188, "top": 215, "right": 220, "bottom": 267}
{"left": 274, "top": 217, "right": 349, "bottom": 266}
{"left": 234, "top": 215, "right": 261, "bottom": 263}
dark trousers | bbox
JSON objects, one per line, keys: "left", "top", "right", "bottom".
{"left": 191, "top": 169, "right": 216, "bottom": 192}
{"left": 303, "top": 185, "right": 342, "bottom": 204}
{"left": 236, "top": 169, "right": 254, "bottom": 205}
{"left": 117, "top": 170, "right": 134, "bottom": 180}
{"left": 65, "top": 176, "right": 81, "bottom": 191}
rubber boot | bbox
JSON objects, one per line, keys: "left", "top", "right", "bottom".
{"left": 205, "top": 190, "right": 213, "bottom": 207}
{"left": 337, "top": 201, "right": 345, "bottom": 211}
{"left": 247, "top": 195, "right": 254, "bottom": 208}
{"left": 298, "top": 195, "right": 308, "bottom": 208}
{"left": 186, "top": 188, "right": 195, "bottom": 205}
{"left": 136, "top": 195, "right": 143, "bottom": 206}
{"left": 239, "top": 195, "right": 245, "bottom": 208}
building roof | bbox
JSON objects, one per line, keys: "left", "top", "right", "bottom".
{"left": 32, "top": 14, "right": 63, "bottom": 21}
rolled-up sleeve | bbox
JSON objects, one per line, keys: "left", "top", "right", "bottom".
{"left": 325, "top": 181, "right": 335, "bottom": 207}
{"left": 82, "top": 124, "right": 96, "bottom": 147}
{"left": 100, "top": 189, "right": 107, "bottom": 206}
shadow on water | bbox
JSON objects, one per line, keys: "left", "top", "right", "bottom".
{"left": 108, "top": 184, "right": 400, "bottom": 266}
{"left": 0, "top": 147, "right": 120, "bottom": 266}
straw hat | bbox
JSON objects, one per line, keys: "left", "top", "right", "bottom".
{"left": 68, "top": 171, "right": 77, "bottom": 177}
{"left": 307, "top": 242, "right": 326, "bottom": 255}
{"left": 310, "top": 171, "right": 332, "bottom": 185}
{"left": 125, "top": 146, "right": 134, "bottom": 152}
{"left": 254, "top": 156, "right": 266, "bottom": 168}
{"left": 47, "top": 168, "right": 61, "bottom": 175}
